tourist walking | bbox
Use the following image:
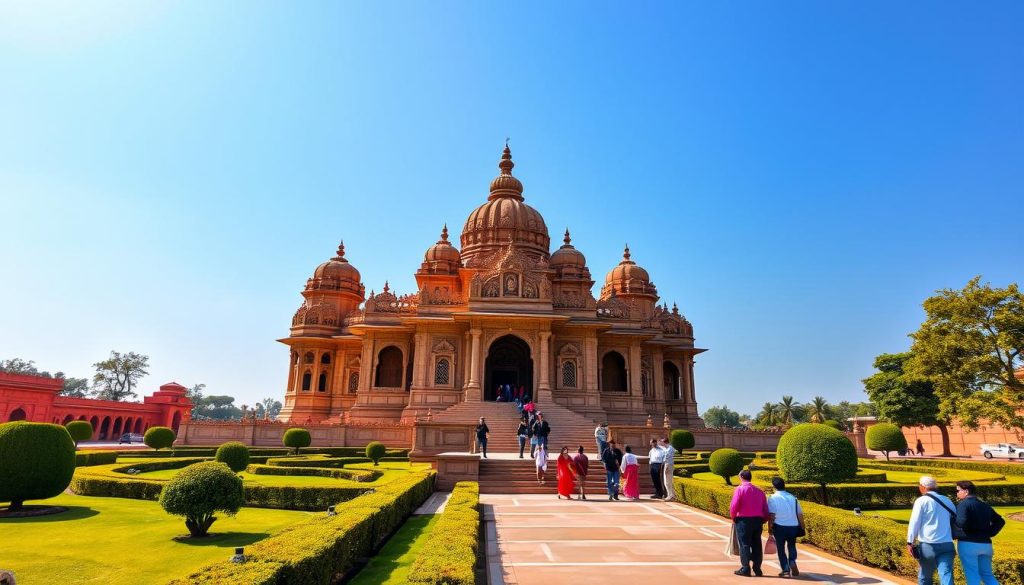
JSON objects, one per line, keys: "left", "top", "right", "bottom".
{"left": 601, "top": 440, "right": 623, "bottom": 500}
{"left": 660, "top": 437, "right": 676, "bottom": 500}
{"left": 534, "top": 414, "right": 550, "bottom": 450}
{"left": 595, "top": 422, "right": 609, "bottom": 456}
{"left": 534, "top": 443, "right": 548, "bottom": 484}
{"left": 729, "top": 469, "right": 769, "bottom": 577}
{"left": 648, "top": 439, "right": 666, "bottom": 499}
{"left": 556, "top": 446, "right": 576, "bottom": 500}
{"left": 917, "top": 439, "right": 926, "bottom": 457}
{"left": 907, "top": 476, "right": 955, "bottom": 585}
{"left": 620, "top": 445, "right": 640, "bottom": 500}
{"left": 475, "top": 417, "right": 489, "bottom": 458}
{"left": 516, "top": 420, "right": 529, "bottom": 459}
{"left": 955, "top": 480, "right": 1005, "bottom": 585}
{"left": 767, "top": 477, "right": 804, "bottom": 578}
{"left": 574, "top": 446, "right": 589, "bottom": 500}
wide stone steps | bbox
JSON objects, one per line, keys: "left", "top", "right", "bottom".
{"left": 477, "top": 457, "right": 657, "bottom": 495}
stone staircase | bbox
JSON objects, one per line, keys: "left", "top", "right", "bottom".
{"left": 476, "top": 456, "right": 656, "bottom": 494}
{"left": 429, "top": 399, "right": 605, "bottom": 454}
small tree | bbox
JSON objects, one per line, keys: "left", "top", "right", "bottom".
{"left": 91, "top": 350, "right": 150, "bottom": 401}
{"left": 670, "top": 429, "right": 695, "bottom": 452}
{"left": 283, "top": 428, "right": 311, "bottom": 455}
{"left": 159, "top": 462, "right": 244, "bottom": 537}
{"left": 66, "top": 420, "right": 93, "bottom": 447}
{"left": 0, "top": 422, "right": 77, "bottom": 511}
{"left": 215, "top": 442, "right": 250, "bottom": 473}
{"left": 366, "top": 441, "right": 386, "bottom": 466}
{"left": 866, "top": 423, "right": 908, "bottom": 462}
{"left": 144, "top": 426, "right": 176, "bottom": 451}
{"left": 708, "top": 448, "right": 745, "bottom": 485}
{"left": 823, "top": 420, "right": 844, "bottom": 431}
{"left": 777, "top": 424, "right": 857, "bottom": 505}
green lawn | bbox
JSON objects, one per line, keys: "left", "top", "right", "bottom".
{"left": 349, "top": 514, "right": 439, "bottom": 585}
{"left": 130, "top": 461, "right": 430, "bottom": 487}
{"left": 0, "top": 493, "right": 310, "bottom": 584}
{"left": 692, "top": 470, "right": 928, "bottom": 485}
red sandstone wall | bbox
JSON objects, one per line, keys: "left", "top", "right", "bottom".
{"left": 902, "top": 423, "right": 1024, "bottom": 457}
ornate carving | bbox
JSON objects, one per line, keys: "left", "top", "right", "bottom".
{"left": 292, "top": 299, "right": 339, "bottom": 327}
{"left": 432, "top": 338, "right": 456, "bottom": 353}
{"left": 641, "top": 303, "right": 686, "bottom": 334}
{"left": 419, "top": 286, "right": 462, "bottom": 306}
{"left": 503, "top": 273, "right": 519, "bottom": 295}
{"left": 482, "top": 278, "right": 500, "bottom": 297}
{"left": 365, "top": 283, "right": 419, "bottom": 314}
{"left": 558, "top": 342, "right": 581, "bottom": 357}
{"left": 596, "top": 292, "right": 633, "bottom": 319}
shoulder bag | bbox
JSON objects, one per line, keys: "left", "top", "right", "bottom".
{"left": 925, "top": 492, "right": 965, "bottom": 540}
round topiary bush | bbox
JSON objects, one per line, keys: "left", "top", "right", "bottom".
{"left": 65, "top": 420, "right": 93, "bottom": 447}
{"left": 215, "top": 442, "right": 250, "bottom": 473}
{"left": 365, "top": 441, "right": 386, "bottom": 466}
{"left": 159, "top": 461, "right": 244, "bottom": 537}
{"left": 144, "top": 426, "right": 176, "bottom": 451}
{"left": 708, "top": 448, "right": 745, "bottom": 485}
{"left": 823, "top": 420, "right": 844, "bottom": 431}
{"left": 670, "top": 429, "right": 695, "bottom": 452}
{"left": 283, "top": 428, "right": 311, "bottom": 455}
{"left": 777, "top": 423, "right": 858, "bottom": 505}
{"left": 866, "top": 422, "right": 908, "bottom": 462}
{"left": 0, "top": 421, "right": 77, "bottom": 511}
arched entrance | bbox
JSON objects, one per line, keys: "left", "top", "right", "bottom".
{"left": 484, "top": 335, "right": 533, "bottom": 401}
{"left": 8, "top": 408, "right": 26, "bottom": 421}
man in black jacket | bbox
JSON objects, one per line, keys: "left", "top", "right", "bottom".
{"left": 475, "top": 417, "right": 490, "bottom": 458}
{"left": 955, "top": 480, "right": 1005, "bottom": 585}
{"left": 601, "top": 440, "right": 624, "bottom": 500}
{"left": 533, "top": 414, "right": 550, "bottom": 451}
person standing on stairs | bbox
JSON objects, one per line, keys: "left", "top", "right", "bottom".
{"left": 535, "top": 442, "right": 548, "bottom": 484}
{"left": 601, "top": 440, "right": 623, "bottom": 500}
{"left": 534, "top": 414, "right": 550, "bottom": 451}
{"left": 595, "top": 422, "right": 609, "bottom": 457}
{"left": 574, "top": 445, "right": 589, "bottom": 500}
{"left": 516, "top": 419, "right": 529, "bottom": 458}
{"left": 476, "top": 417, "right": 490, "bottom": 458}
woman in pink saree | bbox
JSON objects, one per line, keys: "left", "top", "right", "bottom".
{"left": 556, "top": 446, "right": 577, "bottom": 500}
{"left": 620, "top": 445, "right": 640, "bottom": 500}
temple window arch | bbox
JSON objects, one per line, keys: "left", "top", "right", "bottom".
{"left": 557, "top": 342, "right": 581, "bottom": 390}
{"left": 304, "top": 352, "right": 315, "bottom": 364}
{"left": 321, "top": 353, "right": 331, "bottom": 365}
{"left": 318, "top": 371, "right": 329, "bottom": 392}
{"left": 348, "top": 371, "right": 360, "bottom": 393}
{"left": 561, "top": 361, "right": 577, "bottom": 389}
{"left": 301, "top": 371, "right": 312, "bottom": 391}
{"left": 600, "top": 351, "right": 627, "bottom": 392}
{"left": 374, "top": 346, "right": 404, "bottom": 388}
{"left": 664, "top": 361, "right": 681, "bottom": 400}
{"left": 434, "top": 357, "right": 451, "bottom": 386}
{"left": 292, "top": 352, "right": 299, "bottom": 365}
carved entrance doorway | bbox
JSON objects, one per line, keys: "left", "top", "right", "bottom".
{"left": 484, "top": 335, "right": 533, "bottom": 402}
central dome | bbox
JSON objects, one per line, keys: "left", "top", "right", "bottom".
{"left": 460, "top": 145, "right": 550, "bottom": 263}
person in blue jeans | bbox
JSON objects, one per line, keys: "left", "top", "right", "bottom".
{"left": 767, "top": 477, "right": 804, "bottom": 577}
{"left": 955, "top": 480, "right": 1005, "bottom": 585}
{"left": 600, "top": 440, "right": 623, "bottom": 500}
{"left": 907, "top": 476, "right": 956, "bottom": 585}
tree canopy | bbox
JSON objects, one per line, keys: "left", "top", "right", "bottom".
{"left": 908, "top": 277, "right": 1024, "bottom": 430}
{"left": 91, "top": 351, "right": 149, "bottom": 401}
{"left": 701, "top": 405, "right": 742, "bottom": 429}
{"left": 863, "top": 351, "right": 950, "bottom": 456}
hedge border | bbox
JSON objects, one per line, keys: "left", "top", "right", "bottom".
{"left": 75, "top": 451, "right": 118, "bottom": 467}
{"left": 407, "top": 481, "right": 480, "bottom": 584}
{"left": 167, "top": 470, "right": 437, "bottom": 584}
{"left": 245, "top": 464, "right": 381, "bottom": 483}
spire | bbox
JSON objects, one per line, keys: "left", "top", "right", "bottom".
{"left": 488, "top": 142, "right": 524, "bottom": 201}
{"left": 622, "top": 244, "right": 633, "bottom": 264}
{"left": 333, "top": 240, "right": 348, "bottom": 262}
{"left": 439, "top": 224, "right": 449, "bottom": 243}
{"left": 499, "top": 144, "right": 514, "bottom": 175}
{"left": 563, "top": 228, "right": 571, "bottom": 247}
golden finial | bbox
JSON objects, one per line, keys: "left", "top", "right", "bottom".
{"left": 563, "top": 228, "right": 571, "bottom": 246}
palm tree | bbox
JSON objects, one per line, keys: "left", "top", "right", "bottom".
{"left": 808, "top": 396, "right": 831, "bottom": 423}
{"left": 756, "top": 402, "right": 779, "bottom": 427}
{"left": 778, "top": 396, "right": 801, "bottom": 425}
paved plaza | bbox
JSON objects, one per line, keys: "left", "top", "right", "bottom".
{"left": 483, "top": 494, "right": 911, "bottom": 585}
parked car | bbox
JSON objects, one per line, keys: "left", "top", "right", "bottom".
{"left": 119, "top": 433, "right": 144, "bottom": 444}
{"left": 979, "top": 443, "right": 1024, "bottom": 459}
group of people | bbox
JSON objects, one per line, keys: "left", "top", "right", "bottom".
{"left": 728, "top": 470, "right": 1005, "bottom": 584}
{"left": 494, "top": 383, "right": 529, "bottom": 404}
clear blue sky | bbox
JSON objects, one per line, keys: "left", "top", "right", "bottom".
{"left": 1, "top": 2, "right": 1021, "bottom": 416}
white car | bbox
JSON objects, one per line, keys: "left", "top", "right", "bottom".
{"left": 979, "top": 443, "right": 1024, "bottom": 459}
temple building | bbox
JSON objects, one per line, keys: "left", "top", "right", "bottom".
{"left": 278, "top": 146, "right": 705, "bottom": 428}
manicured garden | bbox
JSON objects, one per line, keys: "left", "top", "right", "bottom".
{"left": 0, "top": 421, "right": 460, "bottom": 585}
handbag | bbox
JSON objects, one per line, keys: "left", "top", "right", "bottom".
{"left": 763, "top": 535, "right": 777, "bottom": 555}
{"left": 726, "top": 524, "right": 740, "bottom": 556}
{"left": 792, "top": 497, "right": 807, "bottom": 538}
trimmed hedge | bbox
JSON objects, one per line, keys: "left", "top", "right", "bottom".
{"left": 167, "top": 470, "right": 436, "bottom": 584}
{"left": 75, "top": 450, "right": 118, "bottom": 467}
{"left": 216, "top": 442, "right": 251, "bottom": 473}
{"left": 708, "top": 448, "right": 745, "bottom": 485}
{"left": 283, "top": 428, "right": 311, "bottom": 455}
{"left": 66, "top": 420, "right": 93, "bottom": 445}
{"left": 866, "top": 423, "right": 908, "bottom": 462}
{"left": 865, "top": 457, "right": 1024, "bottom": 477}
{"left": 245, "top": 464, "right": 381, "bottom": 483}
{"left": 673, "top": 476, "right": 1024, "bottom": 584}
{"left": 265, "top": 456, "right": 368, "bottom": 469}
{"left": 670, "top": 430, "right": 695, "bottom": 451}
{"left": 751, "top": 469, "right": 888, "bottom": 485}
{"left": 407, "top": 481, "right": 480, "bottom": 584}
{"left": 160, "top": 461, "right": 244, "bottom": 537}
{"left": 0, "top": 421, "right": 77, "bottom": 509}
{"left": 144, "top": 426, "right": 175, "bottom": 450}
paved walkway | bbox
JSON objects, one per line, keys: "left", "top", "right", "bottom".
{"left": 482, "top": 494, "right": 911, "bottom": 585}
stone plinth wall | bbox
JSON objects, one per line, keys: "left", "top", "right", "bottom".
{"left": 900, "top": 422, "right": 1024, "bottom": 457}
{"left": 410, "top": 422, "right": 475, "bottom": 459}
{"left": 610, "top": 426, "right": 786, "bottom": 452}
{"left": 435, "top": 452, "right": 481, "bottom": 490}
{"left": 175, "top": 420, "right": 413, "bottom": 447}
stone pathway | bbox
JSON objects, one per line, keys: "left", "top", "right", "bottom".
{"left": 482, "top": 494, "right": 911, "bottom": 585}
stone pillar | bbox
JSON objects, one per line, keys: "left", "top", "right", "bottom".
{"left": 653, "top": 349, "right": 665, "bottom": 401}
{"left": 687, "top": 358, "right": 697, "bottom": 403}
{"left": 412, "top": 332, "right": 428, "bottom": 387}
{"left": 584, "top": 335, "right": 599, "bottom": 393}
{"left": 286, "top": 352, "right": 296, "bottom": 396}
{"left": 359, "top": 334, "right": 374, "bottom": 392}
{"left": 628, "top": 342, "right": 642, "bottom": 397}
{"left": 466, "top": 328, "right": 482, "bottom": 401}
{"left": 538, "top": 331, "right": 552, "bottom": 403}
{"left": 463, "top": 331, "right": 472, "bottom": 389}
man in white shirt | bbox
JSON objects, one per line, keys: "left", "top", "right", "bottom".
{"left": 647, "top": 439, "right": 666, "bottom": 499}
{"left": 659, "top": 438, "right": 676, "bottom": 500}
{"left": 595, "top": 423, "right": 609, "bottom": 456}
{"left": 767, "top": 477, "right": 804, "bottom": 577}
{"left": 907, "top": 476, "right": 955, "bottom": 585}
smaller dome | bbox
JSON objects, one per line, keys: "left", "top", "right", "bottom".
{"left": 307, "top": 241, "right": 362, "bottom": 293}
{"left": 550, "top": 229, "right": 587, "bottom": 269}
{"left": 424, "top": 225, "right": 461, "bottom": 264}
{"left": 601, "top": 245, "right": 658, "bottom": 300}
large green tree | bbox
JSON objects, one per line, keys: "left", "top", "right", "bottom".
{"left": 91, "top": 351, "right": 150, "bottom": 401}
{"left": 255, "top": 398, "right": 283, "bottom": 420}
{"left": 863, "top": 352, "right": 950, "bottom": 456}
{"left": 2, "top": 358, "right": 89, "bottom": 397}
{"left": 777, "top": 396, "right": 803, "bottom": 425}
{"left": 701, "top": 405, "right": 742, "bottom": 429}
{"left": 806, "top": 396, "right": 831, "bottom": 423}
{"left": 755, "top": 402, "right": 779, "bottom": 427}
{"left": 908, "top": 277, "right": 1024, "bottom": 430}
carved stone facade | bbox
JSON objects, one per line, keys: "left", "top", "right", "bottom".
{"left": 278, "top": 146, "right": 705, "bottom": 427}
